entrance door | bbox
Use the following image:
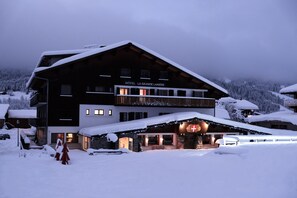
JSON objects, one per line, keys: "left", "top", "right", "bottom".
{"left": 119, "top": 137, "right": 133, "bottom": 150}
{"left": 184, "top": 133, "right": 198, "bottom": 149}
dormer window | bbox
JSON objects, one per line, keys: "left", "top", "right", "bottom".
{"left": 140, "top": 69, "right": 150, "bottom": 80}
{"left": 120, "top": 68, "right": 131, "bottom": 78}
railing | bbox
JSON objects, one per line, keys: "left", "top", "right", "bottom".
{"left": 284, "top": 99, "right": 297, "bottom": 108}
{"left": 115, "top": 95, "right": 215, "bottom": 108}
{"left": 30, "top": 92, "right": 47, "bottom": 107}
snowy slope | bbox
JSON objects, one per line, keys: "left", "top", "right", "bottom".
{"left": 0, "top": 91, "right": 30, "bottom": 101}
{"left": 1, "top": 129, "right": 297, "bottom": 198}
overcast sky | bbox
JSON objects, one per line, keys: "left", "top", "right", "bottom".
{"left": 0, "top": 0, "right": 296, "bottom": 83}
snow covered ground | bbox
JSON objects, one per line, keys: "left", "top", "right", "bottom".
{"left": 1, "top": 129, "right": 297, "bottom": 198}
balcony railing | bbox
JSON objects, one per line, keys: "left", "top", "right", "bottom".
{"left": 115, "top": 95, "right": 215, "bottom": 108}
{"left": 284, "top": 99, "right": 297, "bottom": 108}
{"left": 30, "top": 92, "right": 47, "bottom": 107}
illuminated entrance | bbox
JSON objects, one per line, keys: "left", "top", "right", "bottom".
{"left": 119, "top": 137, "right": 133, "bottom": 150}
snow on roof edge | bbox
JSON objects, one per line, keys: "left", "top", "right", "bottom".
{"left": 280, "top": 83, "right": 297, "bottom": 94}
{"left": 8, "top": 110, "right": 37, "bottom": 119}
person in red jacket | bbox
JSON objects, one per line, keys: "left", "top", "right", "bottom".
{"left": 61, "top": 142, "right": 70, "bottom": 165}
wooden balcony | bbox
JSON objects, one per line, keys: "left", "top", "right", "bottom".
{"left": 115, "top": 95, "right": 215, "bottom": 108}
{"left": 30, "top": 92, "right": 47, "bottom": 107}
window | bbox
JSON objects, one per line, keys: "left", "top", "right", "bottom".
{"left": 51, "top": 133, "right": 64, "bottom": 144}
{"left": 86, "top": 109, "right": 90, "bottom": 115}
{"left": 95, "top": 86, "right": 105, "bottom": 92}
{"left": 120, "top": 68, "right": 131, "bottom": 78}
{"left": 140, "top": 69, "right": 150, "bottom": 79}
{"left": 157, "top": 89, "right": 169, "bottom": 96}
{"left": 193, "top": 91, "right": 204, "bottom": 97}
{"left": 66, "top": 133, "right": 78, "bottom": 143}
{"left": 120, "top": 112, "right": 128, "bottom": 122}
{"left": 60, "top": 84, "right": 72, "bottom": 96}
{"left": 148, "top": 135, "right": 159, "bottom": 145}
{"left": 119, "top": 88, "right": 129, "bottom": 95}
{"left": 140, "top": 89, "right": 149, "bottom": 96}
{"left": 108, "top": 109, "right": 112, "bottom": 116}
{"left": 159, "top": 71, "right": 168, "bottom": 80}
{"left": 163, "top": 135, "right": 173, "bottom": 145}
{"left": 95, "top": 109, "right": 104, "bottom": 115}
{"left": 177, "top": 90, "right": 186, "bottom": 97}
{"left": 120, "top": 112, "right": 147, "bottom": 122}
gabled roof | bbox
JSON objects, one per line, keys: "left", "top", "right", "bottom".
{"left": 79, "top": 112, "right": 296, "bottom": 137}
{"left": 280, "top": 83, "right": 297, "bottom": 94}
{"left": 27, "top": 41, "right": 228, "bottom": 95}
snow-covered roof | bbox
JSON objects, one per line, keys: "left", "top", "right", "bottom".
{"left": 41, "top": 49, "right": 91, "bottom": 56}
{"left": 8, "top": 110, "right": 37, "bottom": 119}
{"left": 28, "top": 40, "right": 228, "bottom": 95}
{"left": 233, "top": 100, "right": 259, "bottom": 110}
{"left": 0, "top": 104, "right": 9, "bottom": 119}
{"left": 246, "top": 110, "right": 297, "bottom": 125}
{"left": 215, "top": 107, "right": 230, "bottom": 119}
{"left": 280, "top": 83, "right": 297, "bottom": 94}
{"left": 218, "top": 97, "right": 237, "bottom": 104}
{"left": 80, "top": 112, "right": 199, "bottom": 137}
{"left": 79, "top": 111, "right": 296, "bottom": 137}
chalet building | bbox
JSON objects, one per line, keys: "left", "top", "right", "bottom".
{"left": 247, "top": 83, "right": 297, "bottom": 131}
{"left": 6, "top": 109, "right": 37, "bottom": 129}
{"left": 280, "top": 83, "right": 297, "bottom": 113}
{"left": 0, "top": 104, "right": 9, "bottom": 128}
{"left": 27, "top": 41, "right": 229, "bottom": 148}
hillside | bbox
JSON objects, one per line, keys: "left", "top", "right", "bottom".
{"left": 212, "top": 78, "right": 289, "bottom": 113}
{"left": 0, "top": 68, "right": 31, "bottom": 109}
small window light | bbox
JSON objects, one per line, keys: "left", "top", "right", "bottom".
{"left": 108, "top": 109, "right": 112, "bottom": 116}
{"left": 86, "top": 109, "right": 90, "bottom": 115}
{"left": 99, "top": 109, "right": 104, "bottom": 115}
{"left": 94, "top": 109, "right": 99, "bottom": 115}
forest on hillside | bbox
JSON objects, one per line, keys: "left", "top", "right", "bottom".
{"left": 212, "top": 78, "right": 287, "bottom": 113}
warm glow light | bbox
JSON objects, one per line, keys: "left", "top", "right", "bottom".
{"left": 67, "top": 134, "right": 73, "bottom": 138}
{"left": 120, "top": 88, "right": 128, "bottom": 95}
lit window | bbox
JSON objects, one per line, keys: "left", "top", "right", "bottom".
{"left": 139, "top": 89, "right": 148, "bottom": 96}
{"left": 94, "top": 109, "right": 104, "bottom": 115}
{"left": 108, "top": 109, "right": 112, "bottom": 116}
{"left": 120, "top": 88, "right": 128, "bottom": 95}
{"left": 86, "top": 109, "right": 90, "bottom": 115}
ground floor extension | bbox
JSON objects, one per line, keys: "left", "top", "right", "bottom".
{"left": 36, "top": 112, "right": 295, "bottom": 152}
